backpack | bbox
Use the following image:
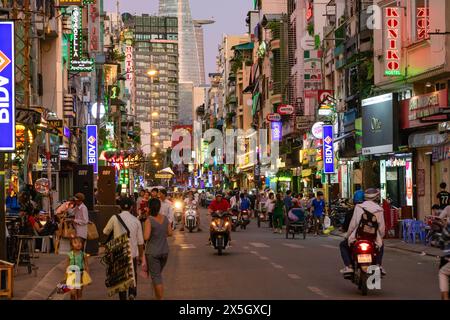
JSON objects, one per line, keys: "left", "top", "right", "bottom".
{"left": 355, "top": 208, "right": 379, "bottom": 241}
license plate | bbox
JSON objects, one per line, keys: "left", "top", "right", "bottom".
{"left": 357, "top": 254, "right": 372, "bottom": 263}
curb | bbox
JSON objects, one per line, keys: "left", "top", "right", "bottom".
{"left": 329, "top": 231, "right": 441, "bottom": 258}
{"left": 21, "top": 257, "right": 67, "bottom": 300}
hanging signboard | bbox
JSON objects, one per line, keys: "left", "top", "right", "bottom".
{"left": 311, "top": 122, "right": 324, "bottom": 139}
{"left": 271, "top": 121, "right": 282, "bottom": 141}
{"left": 59, "top": 0, "right": 83, "bottom": 6}
{"left": 0, "top": 22, "right": 15, "bottom": 152}
{"left": 86, "top": 125, "right": 98, "bottom": 174}
{"left": 322, "top": 124, "right": 334, "bottom": 174}
{"left": 69, "top": 6, "right": 94, "bottom": 72}
{"left": 88, "top": 0, "right": 101, "bottom": 53}
{"left": 277, "top": 105, "right": 294, "bottom": 115}
{"left": 416, "top": 7, "right": 430, "bottom": 41}
{"left": 266, "top": 113, "right": 281, "bottom": 122}
{"left": 384, "top": 7, "right": 402, "bottom": 76}
{"left": 318, "top": 90, "right": 334, "bottom": 104}
{"left": 405, "top": 160, "right": 413, "bottom": 206}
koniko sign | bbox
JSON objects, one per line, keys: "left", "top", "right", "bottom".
{"left": 0, "top": 22, "right": 15, "bottom": 151}
{"left": 86, "top": 125, "right": 98, "bottom": 174}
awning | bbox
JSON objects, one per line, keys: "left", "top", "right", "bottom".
{"left": 232, "top": 42, "right": 254, "bottom": 51}
{"left": 409, "top": 131, "right": 448, "bottom": 148}
{"left": 252, "top": 93, "right": 260, "bottom": 116}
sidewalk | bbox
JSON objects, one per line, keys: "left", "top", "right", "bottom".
{"left": 330, "top": 230, "right": 442, "bottom": 257}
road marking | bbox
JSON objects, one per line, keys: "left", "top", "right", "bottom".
{"left": 250, "top": 251, "right": 259, "bottom": 255}
{"left": 307, "top": 286, "right": 329, "bottom": 298}
{"left": 287, "top": 274, "right": 301, "bottom": 279}
{"left": 259, "top": 256, "right": 269, "bottom": 260}
{"left": 321, "top": 245, "right": 338, "bottom": 250}
{"left": 249, "top": 242, "right": 270, "bottom": 248}
{"left": 179, "top": 244, "right": 196, "bottom": 249}
{"left": 282, "top": 243, "right": 305, "bottom": 249}
{"left": 243, "top": 246, "right": 250, "bottom": 250}
{"left": 271, "top": 263, "right": 284, "bottom": 269}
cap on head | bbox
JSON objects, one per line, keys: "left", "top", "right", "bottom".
{"left": 364, "top": 188, "right": 380, "bottom": 201}
{"left": 74, "top": 193, "right": 85, "bottom": 202}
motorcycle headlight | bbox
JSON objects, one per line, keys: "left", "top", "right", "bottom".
{"left": 174, "top": 201, "right": 182, "bottom": 210}
{"left": 211, "top": 221, "right": 217, "bottom": 227}
{"left": 225, "top": 222, "right": 230, "bottom": 227}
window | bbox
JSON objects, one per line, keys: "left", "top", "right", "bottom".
{"left": 412, "top": 0, "right": 430, "bottom": 42}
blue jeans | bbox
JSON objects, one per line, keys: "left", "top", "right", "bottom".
{"left": 339, "top": 239, "right": 384, "bottom": 266}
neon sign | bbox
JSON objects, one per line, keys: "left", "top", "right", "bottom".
{"left": 384, "top": 7, "right": 401, "bottom": 76}
{"left": 0, "top": 22, "right": 15, "bottom": 151}
{"left": 69, "top": 6, "right": 94, "bottom": 72}
{"left": 416, "top": 7, "right": 430, "bottom": 41}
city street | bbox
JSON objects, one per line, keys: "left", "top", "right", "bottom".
{"left": 39, "top": 208, "right": 440, "bottom": 300}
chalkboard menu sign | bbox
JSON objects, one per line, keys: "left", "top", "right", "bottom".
{"left": 102, "top": 234, "right": 135, "bottom": 297}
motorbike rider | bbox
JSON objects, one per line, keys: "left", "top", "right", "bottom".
{"left": 180, "top": 190, "right": 202, "bottom": 232}
{"left": 339, "top": 188, "right": 386, "bottom": 275}
{"left": 239, "top": 193, "right": 251, "bottom": 218}
{"left": 208, "top": 192, "right": 231, "bottom": 242}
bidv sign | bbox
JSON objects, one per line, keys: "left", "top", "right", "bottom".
{"left": 86, "top": 125, "right": 98, "bottom": 174}
{"left": 0, "top": 22, "right": 15, "bottom": 151}
{"left": 322, "top": 125, "right": 334, "bottom": 174}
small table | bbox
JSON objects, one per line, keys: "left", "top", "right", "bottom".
{"left": 14, "top": 235, "right": 44, "bottom": 276}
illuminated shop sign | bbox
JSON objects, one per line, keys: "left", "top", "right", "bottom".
{"left": 322, "top": 125, "right": 334, "bottom": 174}
{"left": 385, "top": 7, "right": 401, "bottom": 76}
{"left": 405, "top": 160, "right": 413, "bottom": 206}
{"left": 0, "top": 22, "right": 15, "bottom": 151}
{"left": 86, "top": 125, "right": 98, "bottom": 174}
{"left": 69, "top": 6, "right": 94, "bottom": 72}
{"left": 417, "top": 7, "right": 430, "bottom": 41}
{"left": 271, "top": 121, "right": 282, "bottom": 141}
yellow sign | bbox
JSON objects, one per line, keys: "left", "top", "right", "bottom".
{"left": 155, "top": 174, "right": 172, "bottom": 179}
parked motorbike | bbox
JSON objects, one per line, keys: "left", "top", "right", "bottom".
{"left": 210, "top": 211, "right": 231, "bottom": 256}
{"left": 184, "top": 205, "right": 198, "bottom": 233}
{"left": 240, "top": 210, "right": 250, "bottom": 230}
{"left": 426, "top": 217, "right": 445, "bottom": 247}
{"left": 343, "top": 239, "right": 381, "bottom": 296}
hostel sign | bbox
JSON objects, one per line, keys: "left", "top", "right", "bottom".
{"left": 384, "top": 7, "right": 401, "bottom": 76}
{"left": 0, "top": 22, "right": 15, "bottom": 151}
{"left": 322, "top": 125, "right": 334, "bottom": 174}
{"left": 86, "top": 125, "right": 98, "bottom": 174}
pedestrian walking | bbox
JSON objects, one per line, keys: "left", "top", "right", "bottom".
{"left": 273, "top": 193, "right": 285, "bottom": 234}
{"left": 159, "top": 189, "right": 175, "bottom": 228}
{"left": 72, "top": 193, "right": 89, "bottom": 247}
{"left": 144, "top": 198, "right": 173, "bottom": 300}
{"left": 103, "top": 197, "right": 144, "bottom": 300}
{"left": 266, "top": 192, "right": 275, "bottom": 228}
{"left": 310, "top": 191, "right": 326, "bottom": 235}
{"left": 66, "top": 237, "right": 90, "bottom": 300}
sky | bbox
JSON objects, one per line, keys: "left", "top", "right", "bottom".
{"left": 104, "top": 0, "right": 253, "bottom": 80}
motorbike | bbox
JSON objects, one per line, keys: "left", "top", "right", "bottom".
{"left": 343, "top": 239, "right": 381, "bottom": 296}
{"left": 210, "top": 211, "right": 231, "bottom": 256}
{"left": 184, "top": 205, "right": 198, "bottom": 232}
{"left": 330, "top": 201, "right": 353, "bottom": 231}
{"left": 173, "top": 200, "right": 184, "bottom": 225}
{"left": 240, "top": 209, "right": 250, "bottom": 230}
{"left": 426, "top": 217, "right": 445, "bottom": 247}
{"left": 230, "top": 208, "right": 239, "bottom": 232}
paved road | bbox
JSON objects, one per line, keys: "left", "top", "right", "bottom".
{"left": 78, "top": 208, "right": 440, "bottom": 300}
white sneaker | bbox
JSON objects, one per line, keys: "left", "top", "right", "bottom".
{"left": 340, "top": 266, "right": 354, "bottom": 274}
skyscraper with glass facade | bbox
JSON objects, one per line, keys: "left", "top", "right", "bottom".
{"left": 159, "top": 0, "right": 211, "bottom": 125}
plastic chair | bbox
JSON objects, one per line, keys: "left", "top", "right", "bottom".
{"left": 402, "top": 219, "right": 413, "bottom": 243}
{"left": 412, "top": 221, "right": 427, "bottom": 244}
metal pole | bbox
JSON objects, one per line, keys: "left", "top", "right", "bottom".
{"left": 328, "top": 173, "right": 332, "bottom": 214}
{"left": 0, "top": 154, "right": 6, "bottom": 260}
{"left": 96, "top": 65, "right": 102, "bottom": 127}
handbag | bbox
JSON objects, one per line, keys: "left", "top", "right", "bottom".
{"left": 87, "top": 221, "right": 99, "bottom": 240}
{"left": 62, "top": 220, "right": 76, "bottom": 239}
{"left": 82, "top": 271, "right": 92, "bottom": 286}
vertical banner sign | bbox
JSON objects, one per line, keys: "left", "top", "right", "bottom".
{"left": 86, "top": 125, "right": 98, "bottom": 174}
{"left": 88, "top": 0, "right": 100, "bottom": 53}
{"left": 405, "top": 160, "right": 413, "bottom": 206}
{"left": 416, "top": 7, "right": 430, "bottom": 41}
{"left": 322, "top": 125, "right": 334, "bottom": 174}
{"left": 385, "top": 7, "right": 401, "bottom": 76}
{"left": 0, "top": 22, "right": 15, "bottom": 151}
{"left": 271, "top": 121, "right": 282, "bottom": 141}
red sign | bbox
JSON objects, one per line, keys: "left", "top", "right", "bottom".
{"left": 400, "top": 89, "right": 449, "bottom": 129}
{"left": 318, "top": 90, "right": 334, "bottom": 103}
{"left": 266, "top": 113, "right": 282, "bottom": 122}
{"left": 306, "top": 2, "right": 313, "bottom": 21}
{"left": 384, "top": 7, "right": 401, "bottom": 76}
{"left": 277, "top": 105, "right": 294, "bottom": 115}
{"left": 417, "top": 7, "right": 430, "bottom": 41}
